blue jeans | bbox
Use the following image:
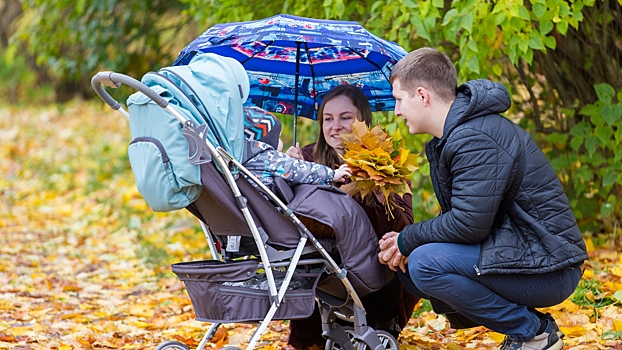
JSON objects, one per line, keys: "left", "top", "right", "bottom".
{"left": 399, "top": 242, "right": 582, "bottom": 341}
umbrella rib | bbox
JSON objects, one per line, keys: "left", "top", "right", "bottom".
{"left": 240, "top": 40, "right": 275, "bottom": 65}
{"left": 303, "top": 42, "right": 318, "bottom": 119}
{"left": 349, "top": 47, "right": 391, "bottom": 82}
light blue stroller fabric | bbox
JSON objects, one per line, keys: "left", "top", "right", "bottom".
{"left": 126, "top": 53, "right": 250, "bottom": 212}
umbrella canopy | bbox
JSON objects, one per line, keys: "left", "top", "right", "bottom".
{"left": 173, "top": 14, "right": 407, "bottom": 131}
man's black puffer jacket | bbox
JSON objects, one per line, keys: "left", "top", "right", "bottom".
{"left": 399, "top": 79, "right": 588, "bottom": 275}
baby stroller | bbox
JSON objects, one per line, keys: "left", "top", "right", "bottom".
{"left": 91, "top": 52, "right": 398, "bottom": 350}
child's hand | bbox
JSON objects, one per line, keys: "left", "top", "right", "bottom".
{"left": 285, "top": 142, "right": 303, "bottom": 160}
{"left": 333, "top": 164, "right": 352, "bottom": 183}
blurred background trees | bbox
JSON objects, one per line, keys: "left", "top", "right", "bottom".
{"left": 2, "top": 0, "right": 621, "bottom": 236}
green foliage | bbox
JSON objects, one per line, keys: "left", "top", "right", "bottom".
{"left": 277, "top": 114, "right": 319, "bottom": 150}
{"left": 0, "top": 45, "right": 53, "bottom": 104}
{"left": 374, "top": 0, "right": 587, "bottom": 80}
{"left": 602, "top": 330, "right": 622, "bottom": 340}
{"left": 546, "top": 84, "right": 622, "bottom": 231}
{"left": 15, "top": 0, "right": 191, "bottom": 100}
{"left": 180, "top": 0, "right": 285, "bottom": 25}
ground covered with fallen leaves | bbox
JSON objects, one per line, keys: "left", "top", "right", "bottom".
{"left": 1, "top": 103, "right": 621, "bottom": 349}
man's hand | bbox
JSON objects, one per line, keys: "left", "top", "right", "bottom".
{"left": 378, "top": 231, "right": 408, "bottom": 272}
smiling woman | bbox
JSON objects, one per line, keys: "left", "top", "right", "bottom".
{"left": 286, "top": 84, "right": 373, "bottom": 168}
{"left": 321, "top": 94, "right": 360, "bottom": 151}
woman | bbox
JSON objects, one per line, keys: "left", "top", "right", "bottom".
{"left": 285, "top": 84, "right": 420, "bottom": 348}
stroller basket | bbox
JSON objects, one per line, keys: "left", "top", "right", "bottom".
{"left": 172, "top": 259, "right": 322, "bottom": 323}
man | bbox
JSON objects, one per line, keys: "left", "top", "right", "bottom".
{"left": 378, "top": 47, "right": 588, "bottom": 350}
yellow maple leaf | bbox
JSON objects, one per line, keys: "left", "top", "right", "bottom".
{"left": 59, "top": 343, "right": 75, "bottom": 350}
{"left": 487, "top": 331, "right": 505, "bottom": 343}
{"left": 340, "top": 120, "right": 419, "bottom": 218}
{"left": 584, "top": 238, "right": 595, "bottom": 252}
{"left": 130, "top": 320, "right": 152, "bottom": 329}
{"left": 380, "top": 139, "right": 394, "bottom": 152}
{"left": 609, "top": 266, "right": 622, "bottom": 278}
{"left": 362, "top": 132, "right": 381, "bottom": 150}
{"left": 582, "top": 269, "right": 594, "bottom": 279}
{"left": 360, "top": 164, "right": 386, "bottom": 178}
{"left": 339, "top": 132, "right": 359, "bottom": 145}
{"left": 260, "top": 345, "right": 279, "bottom": 350}
{"left": 344, "top": 142, "right": 362, "bottom": 152}
{"left": 559, "top": 325, "right": 587, "bottom": 337}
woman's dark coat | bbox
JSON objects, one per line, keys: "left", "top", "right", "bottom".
{"left": 399, "top": 79, "right": 588, "bottom": 275}
{"left": 288, "top": 143, "right": 419, "bottom": 349}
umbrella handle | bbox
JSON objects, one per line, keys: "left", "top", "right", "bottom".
{"left": 293, "top": 116, "right": 297, "bottom": 147}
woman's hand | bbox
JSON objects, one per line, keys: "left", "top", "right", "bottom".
{"left": 373, "top": 188, "right": 385, "bottom": 203}
{"left": 333, "top": 164, "right": 352, "bottom": 183}
{"left": 285, "top": 142, "right": 303, "bottom": 160}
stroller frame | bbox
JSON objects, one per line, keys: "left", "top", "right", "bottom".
{"left": 92, "top": 71, "right": 397, "bottom": 350}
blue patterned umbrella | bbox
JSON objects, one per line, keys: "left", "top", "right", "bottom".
{"left": 174, "top": 14, "right": 407, "bottom": 143}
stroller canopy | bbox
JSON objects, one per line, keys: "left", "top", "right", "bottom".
{"left": 139, "top": 52, "right": 251, "bottom": 162}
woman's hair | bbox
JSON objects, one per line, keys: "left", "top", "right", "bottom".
{"left": 313, "top": 85, "right": 373, "bottom": 168}
{"left": 389, "top": 47, "right": 457, "bottom": 103}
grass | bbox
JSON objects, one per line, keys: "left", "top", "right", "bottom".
{"left": 413, "top": 299, "right": 433, "bottom": 318}
{"left": 571, "top": 279, "right": 616, "bottom": 309}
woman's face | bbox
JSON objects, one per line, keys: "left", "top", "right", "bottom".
{"left": 322, "top": 94, "right": 359, "bottom": 154}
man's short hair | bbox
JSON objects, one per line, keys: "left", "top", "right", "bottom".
{"left": 390, "top": 47, "right": 458, "bottom": 103}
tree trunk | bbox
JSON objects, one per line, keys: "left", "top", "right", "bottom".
{"left": 0, "top": 0, "right": 22, "bottom": 47}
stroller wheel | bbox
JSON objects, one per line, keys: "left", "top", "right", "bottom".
{"left": 325, "top": 326, "right": 357, "bottom": 350}
{"left": 154, "top": 340, "right": 190, "bottom": 350}
{"left": 357, "top": 330, "right": 399, "bottom": 350}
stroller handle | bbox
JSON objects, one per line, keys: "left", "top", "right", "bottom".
{"left": 91, "top": 71, "right": 169, "bottom": 110}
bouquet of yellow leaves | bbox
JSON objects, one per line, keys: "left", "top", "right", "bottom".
{"left": 340, "top": 120, "right": 419, "bottom": 218}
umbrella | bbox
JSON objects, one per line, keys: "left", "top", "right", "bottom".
{"left": 173, "top": 13, "right": 407, "bottom": 144}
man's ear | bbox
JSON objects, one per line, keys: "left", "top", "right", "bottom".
{"left": 417, "top": 86, "right": 430, "bottom": 107}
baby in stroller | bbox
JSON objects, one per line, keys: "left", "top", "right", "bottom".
{"left": 241, "top": 106, "right": 351, "bottom": 192}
